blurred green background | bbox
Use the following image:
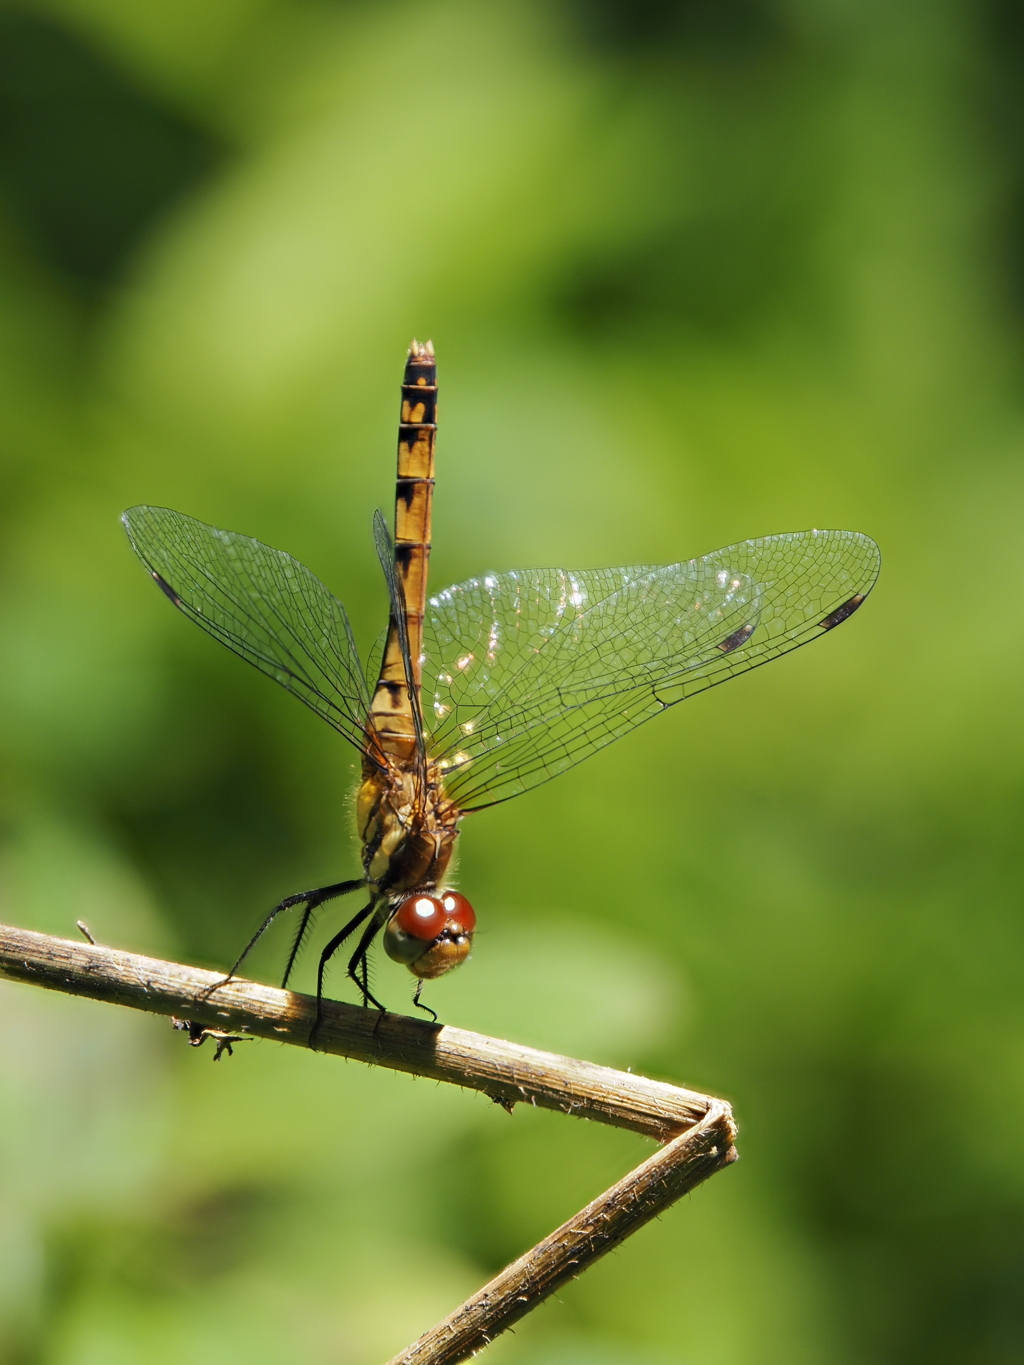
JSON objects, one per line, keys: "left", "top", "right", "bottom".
{"left": 0, "top": 0, "right": 1021, "bottom": 1360}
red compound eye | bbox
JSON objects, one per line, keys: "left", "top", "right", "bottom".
{"left": 395, "top": 895, "right": 446, "bottom": 941}
{"left": 441, "top": 891, "right": 476, "bottom": 934}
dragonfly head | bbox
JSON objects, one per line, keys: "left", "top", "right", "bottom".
{"left": 383, "top": 891, "right": 476, "bottom": 979}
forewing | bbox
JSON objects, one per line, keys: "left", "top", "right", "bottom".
{"left": 424, "top": 529, "right": 880, "bottom": 810}
{"left": 364, "top": 626, "right": 388, "bottom": 695}
{"left": 123, "top": 506, "right": 372, "bottom": 753}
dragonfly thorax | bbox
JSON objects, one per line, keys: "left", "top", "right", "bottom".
{"left": 357, "top": 756, "right": 459, "bottom": 895}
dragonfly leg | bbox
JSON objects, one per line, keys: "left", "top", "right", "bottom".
{"left": 223, "top": 878, "right": 365, "bottom": 985}
{"left": 346, "top": 915, "right": 388, "bottom": 1014}
{"left": 279, "top": 903, "right": 315, "bottom": 990}
{"left": 279, "top": 893, "right": 341, "bottom": 990}
{"left": 309, "top": 900, "right": 377, "bottom": 1047}
{"left": 411, "top": 979, "right": 438, "bottom": 1023}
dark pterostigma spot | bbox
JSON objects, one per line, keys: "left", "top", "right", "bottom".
{"left": 152, "top": 571, "right": 181, "bottom": 605}
{"left": 718, "top": 623, "right": 755, "bottom": 653}
{"left": 819, "top": 595, "right": 865, "bottom": 631}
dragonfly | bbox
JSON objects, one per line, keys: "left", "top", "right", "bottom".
{"left": 123, "top": 340, "right": 880, "bottom": 1027}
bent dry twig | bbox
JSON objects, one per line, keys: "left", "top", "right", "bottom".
{"left": 0, "top": 923, "right": 737, "bottom": 1364}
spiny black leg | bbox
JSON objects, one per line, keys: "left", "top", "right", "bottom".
{"left": 197, "top": 892, "right": 310, "bottom": 1002}
{"left": 314, "top": 902, "right": 375, "bottom": 1007}
{"left": 412, "top": 979, "right": 437, "bottom": 1023}
{"left": 359, "top": 940, "right": 376, "bottom": 1002}
{"left": 200, "top": 878, "right": 364, "bottom": 1003}
{"left": 229, "top": 878, "right": 364, "bottom": 980}
{"left": 280, "top": 901, "right": 316, "bottom": 990}
{"left": 347, "top": 915, "right": 388, "bottom": 1014}
{"left": 357, "top": 949, "right": 390, "bottom": 1040}
{"left": 309, "top": 900, "right": 376, "bottom": 1048}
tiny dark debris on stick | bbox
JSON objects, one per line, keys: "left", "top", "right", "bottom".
{"left": 171, "top": 1016, "right": 252, "bottom": 1061}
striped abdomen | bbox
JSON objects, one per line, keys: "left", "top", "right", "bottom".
{"left": 368, "top": 339, "right": 437, "bottom": 762}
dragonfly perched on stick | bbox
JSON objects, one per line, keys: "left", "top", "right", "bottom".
{"left": 123, "top": 340, "right": 880, "bottom": 1028}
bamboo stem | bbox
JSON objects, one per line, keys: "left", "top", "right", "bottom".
{"left": 0, "top": 922, "right": 737, "bottom": 1364}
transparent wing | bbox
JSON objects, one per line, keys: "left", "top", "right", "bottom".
{"left": 364, "top": 626, "right": 388, "bottom": 695}
{"left": 423, "top": 529, "right": 880, "bottom": 811}
{"left": 123, "top": 506, "right": 373, "bottom": 754}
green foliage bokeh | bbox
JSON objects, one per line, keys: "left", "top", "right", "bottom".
{"left": 1, "top": 1, "right": 1023, "bottom": 1361}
